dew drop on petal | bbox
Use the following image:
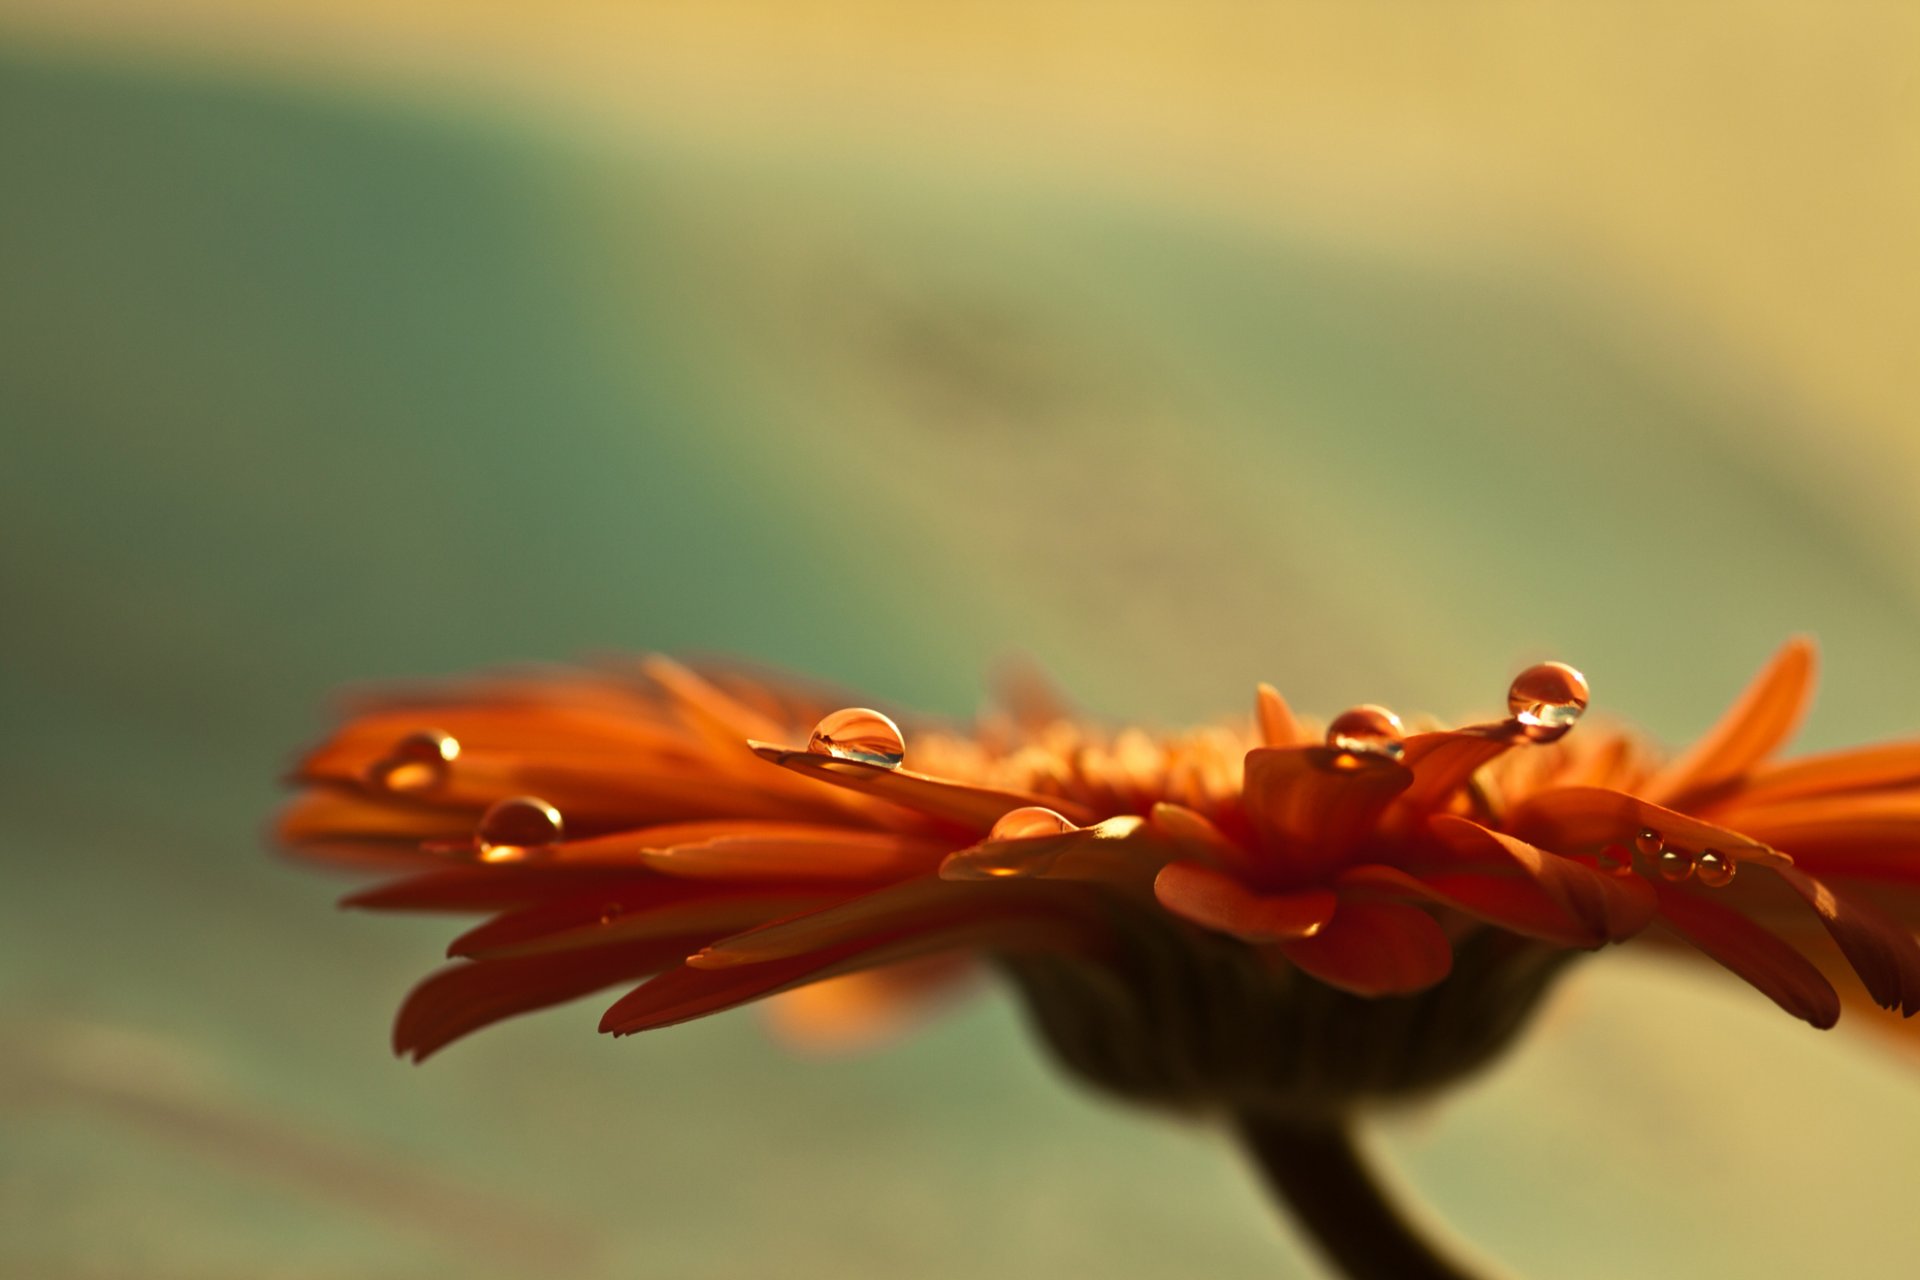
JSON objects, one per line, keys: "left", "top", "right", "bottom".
{"left": 1324, "top": 705, "right": 1406, "bottom": 763}
{"left": 476, "top": 796, "right": 564, "bottom": 862}
{"left": 1632, "top": 827, "right": 1664, "bottom": 858}
{"left": 1696, "top": 849, "right": 1736, "bottom": 888}
{"left": 988, "top": 806, "right": 1078, "bottom": 842}
{"left": 367, "top": 729, "right": 459, "bottom": 793}
{"left": 1657, "top": 848, "right": 1696, "bottom": 882}
{"left": 1506, "top": 661, "right": 1590, "bottom": 743}
{"left": 599, "top": 903, "right": 624, "bottom": 925}
{"left": 806, "top": 708, "right": 906, "bottom": 768}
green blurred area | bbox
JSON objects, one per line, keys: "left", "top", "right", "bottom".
{"left": 3, "top": 39, "right": 1920, "bottom": 1280}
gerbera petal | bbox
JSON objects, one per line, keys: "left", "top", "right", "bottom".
{"left": 1242, "top": 746, "right": 1413, "bottom": 881}
{"left": 1279, "top": 900, "right": 1453, "bottom": 996}
{"left": 1509, "top": 786, "right": 1790, "bottom": 869}
{"left": 687, "top": 876, "right": 1089, "bottom": 970}
{"left": 561, "top": 822, "right": 949, "bottom": 881}
{"left": 1427, "top": 816, "right": 1659, "bottom": 944}
{"left": 1338, "top": 863, "right": 1600, "bottom": 948}
{"left": 447, "top": 886, "right": 840, "bottom": 959}
{"left": 749, "top": 742, "right": 1100, "bottom": 830}
{"left": 1772, "top": 866, "right": 1920, "bottom": 1016}
{"left": 940, "top": 816, "right": 1161, "bottom": 887}
{"left": 1147, "top": 801, "right": 1263, "bottom": 878}
{"left": 344, "top": 864, "right": 647, "bottom": 912}
{"left": 395, "top": 936, "right": 702, "bottom": 1061}
{"left": 1393, "top": 727, "right": 1518, "bottom": 816}
{"left": 1652, "top": 882, "right": 1840, "bottom": 1028}
{"left": 1152, "top": 860, "right": 1337, "bottom": 943}
{"left": 1644, "top": 636, "right": 1817, "bottom": 808}
{"left": 1707, "top": 794, "right": 1920, "bottom": 883}
{"left": 1255, "top": 683, "right": 1304, "bottom": 748}
{"left": 1733, "top": 741, "right": 1920, "bottom": 809}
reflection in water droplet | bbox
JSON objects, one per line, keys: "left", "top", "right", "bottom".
{"left": 1633, "top": 828, "right": 1665, "bottom": 858}
{"left": 476, "top": 796, "right": 564, "bottom": 862}
{"left": 1657, "top": 848, "right": 1695, "bottom": 882}
{"left": 367, "top": 729, "right": 460, "bottom": 793}
{"left": 806, "top": 708, "right": 906, "bottom": 768}
{"left": 988, "top": 806, "right": 1078, "bottom": 842}
{"left": 1696, "top": 849, "right": 1736, "bottom": 888}
{"left": 1324, "top": 706, "right": 1406, "bottom": 763}
{"left": 1506, "top": 662, "right": 1590, "bottom": 743}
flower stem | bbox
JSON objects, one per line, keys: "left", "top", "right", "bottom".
{"left": 1235, "top": 1113, "right": 1495, "bottom": 1280}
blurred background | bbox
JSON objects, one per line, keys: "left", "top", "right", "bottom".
{"left": 4, "top": 4, "right": 1919, "bottom": 1277}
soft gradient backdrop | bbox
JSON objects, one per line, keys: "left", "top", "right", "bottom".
{"left": 4, "top": 6, "right": 1919, "bottom": 1277}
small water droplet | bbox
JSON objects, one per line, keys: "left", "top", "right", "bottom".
{"left": 806, "top": 708, "right": 906, "bottom": 768}
{"left": 476, "top": 796, "right": 564, "bottom": 862}
{"left": 1633, "top": 828, "right": 1664, "bottom": 857}
{"left": 988, "top": 806, "right": 1078, "bottom": 842}
{"left": 1657, "top": 848, "right": 1695, "bottom": 882}
{"left": 1696, "top": 849, "right": 1736, "bottom": 888}
{"left": 1506, "top": 661, "right": 1590, "bottom": 743}
{"left": 367, "top": 729, "right": 459, "bottom": 793}
{"left": 1324, "top": 705, "right": 1406, "bottom": 763}
{"left": 598, "top": 903, "right": 624, "bottom": 925}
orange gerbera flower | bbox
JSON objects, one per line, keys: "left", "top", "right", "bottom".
{"left": 279, "top": 639, "right": 1920, "bottom": 1280}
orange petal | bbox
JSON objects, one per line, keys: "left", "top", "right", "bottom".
{"left": 1241, "top": 746, "right": 1413, "bottom": 882}
{"left": 1393, "top": 726, "right": 1518, "bottom": 816}
{"left": 1772, "top": 866, "right": 1920, "bottom": 1016}
{"left": 687, "top": 875, "right": 1085, "bottom": 970}
{"left": 1255, "top": 683, "right": 1304, "bottom": 747}
{"left": 1643, "top": 637, "right": 1818, "bottom": 808}
{"left": 1280, "top": 900, "right": 1453, "bottom": 996}
{"left": 447, "top": 885, "right": 841, "bottom": 959}
{"left": 1509, "top": 786, "right": 1790, "bottom": 868}
{"left": 344, "top": 864, "right": 648, "bottom": 912}
{"left": 940, "top": 816, "right": 1161, "bottom": 887}
{"left": 1338, "top": 864, "right": 1592, "bottom": 947}
{"left": 1427, "top": 816, "right": 1658, "bottom": 944}
{"left": 1704, "top": 794, "right": 1920, "bottom": 883}
{"left": 1147, "top": 801, "right": 1263, "bottom": 878}
{"left": 394, "top": 936, "right": 701, "bottom": 1061}
{"left": 1153, "top": 860, "right": 1337, "bottom": 942}
{"left": 561, "top": 822, "right": 949, "bottom": 881}
{"left": 749, "top": 742, "right": 1100, "bottom": 831}
{"left": 1651, "top": 882, "right": 1840, "bottom": 1028}
{"left": 1732, "top": 741, "right": 1920, "bottom": 809}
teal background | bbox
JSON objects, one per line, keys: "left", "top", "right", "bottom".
{"left": 4, "top": 33, "right": 1919, "bottom": 1279}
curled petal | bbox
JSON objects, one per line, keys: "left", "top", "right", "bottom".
{"left": 1772, "top": 866, "right": 1920, "bottom": 1016}
{"left": 1393, "top": 726, "right": 1518, "bottom": 816}
{"left": 1427, "top": 816, "right": 1658, "bottom": 945}
{"left": 1153, "top": 860, "right": 1337, "bottom": 942}
{"left": 1147, "top": 801, "right": 1262, "bottom": 878}
{"left": 1279, "top": 900, "right": 1452, "bottom": 996}
{"left": 1242, "top": 746, "right": 1413, "bottom": 881}
{"left": 1644, "top": 637, "right": 1817, "bottom": 808}
{"left": 395, "top": 936, "right": 702, "bottom": 1061}
{"left": 749, "top": 742, "right": 1099, "bottom": 831}
{"left": 1652, "top": 882, "right": 1840, "bottom": 1028}
{"left": 1509, "top": 786, "right": 1790, "bottom": 868}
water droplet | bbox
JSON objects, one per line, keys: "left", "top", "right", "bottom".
{"left": 1657, "top": 848, "right": 1695, "bottom": 882}
{"left": 1696, "top": 849, "right": 1736, "bottom": 888}
{"left": 1632, "top": 828, "right": 1664, "bottom": 857}
{"left": 806, "top": 708, "right": 906, "bottom": 768}
{"left": 1324, "top": 705, "right": 1406, "bottom": 763}
{"left": 367, "top": 729, "right": 459, "bottom": 793}
{"left": 988, "top": 806, "right": 1078, "bottom": 842}
{"left": 598, "top": 903, "right": 624, "bottom": 925}
{"left": 476, "top": 796, "right": 564, "bottom": 862}
{"left": 1506, "top": 661, "right": 1590, "bottom": 743}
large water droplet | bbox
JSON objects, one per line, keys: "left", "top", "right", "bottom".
{"left": 1324, "top": 705, "right": 1406, "bottom": 763}
{"left": 367, "top": 729, "right": 459, "bottom": 793}
{"left": 1695, "top": 849, "right": 1737, "bottom": 888}
{"left": 1506, "top": 661, "right": 1589, "bottom": 743}
{"left": 1633, "top": 828, "right": 1664, "bottom": 858}
{"left": 476, "top": 796, "right": 564, "bottom": 862}
{"left": 1657, "top": 848, "right": 1695, "bottom": 882}
{"left": 988, "top": 806, "right": 1078, "bottom": 842}
{"left": 807, "top": 708, "right": 906, "bottom": 768}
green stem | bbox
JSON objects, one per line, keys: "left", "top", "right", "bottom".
{"left": 1235, "top": 1113, "right": 1497, "bottom": 1280}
